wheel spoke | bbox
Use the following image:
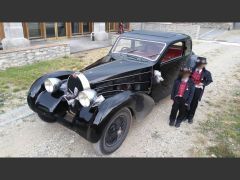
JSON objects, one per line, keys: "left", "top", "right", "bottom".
{"left": 105, "top": 115, "right": 127, "bottom": 147}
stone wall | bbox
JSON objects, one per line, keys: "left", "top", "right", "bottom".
{"left": 130, "top": 23, "right": 200, "bottom": 39}
{"left": 0, "top": 43, "right": 70, "bottom": 70}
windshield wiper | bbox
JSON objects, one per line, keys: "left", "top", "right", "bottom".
{"left": 126, "top": 54, "right": 138, "bottom": 59}
{"left": 126, "top": 49, "right": 138, "bottom": 53}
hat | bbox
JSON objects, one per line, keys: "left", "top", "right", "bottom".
{"left": 196, "top": 56, "right": 207, "bottom": 65}
{"left": 180, "top": 66, "right": 192, "bottom": 74}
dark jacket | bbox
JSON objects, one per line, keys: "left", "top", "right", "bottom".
{"left": 171, "top": 78, "right": 195, "bottom": 106}
{"left": 191, "top": 67, "right": 213, "bottom": 101}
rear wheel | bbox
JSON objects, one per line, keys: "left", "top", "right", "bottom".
{"left": 93, "top": 108, "right": 132, "bottom": 155}
{"left": 38, "top": 113, "right": 56, "bottom": 123}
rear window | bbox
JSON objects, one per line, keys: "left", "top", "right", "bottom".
{"left": 161, "top": 42, "right": 183, "bottom": 63}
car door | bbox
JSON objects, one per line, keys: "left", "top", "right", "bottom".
{"left": 151, "top": 41, "right": 187, "bottom": 102}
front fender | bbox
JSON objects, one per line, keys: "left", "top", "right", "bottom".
{"left": 27, "top": 70, "right": 73, "bottom": 111}
{"left": 93, "top": 91, "right": 155, "bottom": 125}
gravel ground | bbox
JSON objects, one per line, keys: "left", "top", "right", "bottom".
{"left": 0, "top": 38, "right": 240, "bottom": 157}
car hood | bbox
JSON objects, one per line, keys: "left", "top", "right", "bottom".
{"left": 83, "top": 59, "right": 153, "bottom": 85}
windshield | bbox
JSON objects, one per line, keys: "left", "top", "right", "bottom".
{"left": 112, "top": 37, "right": 166, "bottom": 61}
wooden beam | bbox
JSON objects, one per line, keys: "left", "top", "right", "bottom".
{"left": 0, "top": 22, "right": 5, "bottom": 40}
{"left": 40, "top": 23, "right": 45, "bottom": 38}
{"left": 22, "top": 23, "right": 29, "bottom": 39}
{"left": 66, "top": 22, "right": 72, "bottom": 38}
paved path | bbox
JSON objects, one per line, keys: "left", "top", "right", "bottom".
{"left": 30, "top": 36, "right": 112, "bottom": 54}
{"left": 199, "top": 28, "right": 226, "bottom": 40}
{"left": 0, "top": 105, "right": 33, "bottom": 127}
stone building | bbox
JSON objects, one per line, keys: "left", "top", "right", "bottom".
{"left": 0, "top": 22, "right": 129, "bottom": 50}
{"left": 0, "top": 22, "right": 236, "bottom": 70}
{"left": 0, "top": 22, "right": 236, "bottom": 50}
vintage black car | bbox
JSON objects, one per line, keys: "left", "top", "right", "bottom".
{"left": 27, "top": 30, "right": 193, "bottom": 154}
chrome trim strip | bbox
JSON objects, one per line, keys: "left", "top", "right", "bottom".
{"left": 94, "top": 71, "right": 152, "bottom": 84}
{"left": 111, "top": 37, "right": 167, "bottom": 61}
{"left": 98, "top": 90, "right": 124, "bottom": 95}
{"left": 94, "top": 81, "right": 151, "bottom": 91}
{"left": 66, "top": 72, "right": 91, "bottom": 93}
{"left": 77, "top": 72, "right": 90, "bottom": 90}
{"left": 100, "top": 90, "right": 150, "bottom": 96}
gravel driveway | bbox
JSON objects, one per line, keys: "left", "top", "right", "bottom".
{"left": 1, "top": 39, "right": 240, "bottom": 157}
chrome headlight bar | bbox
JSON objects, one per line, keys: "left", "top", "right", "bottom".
{"left": 66, "top": 72, "right": 105, "bottom": 108}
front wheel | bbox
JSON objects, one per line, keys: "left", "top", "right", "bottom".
{"left": 93, "top": 107, "right": 132, "bottom": 155}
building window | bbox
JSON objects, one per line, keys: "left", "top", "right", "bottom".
{"left": 106, "top": 22, "right": 117, "bottom": 32}
{"left": 22, "top": 22, "right": 92, "bottom": 40}
{"left": 22, "top": 22, "right": 45, "bottom": 40}
{"left": 71, "top": 22, "right": 80, "bottom": 35}
{"left": 70, "top": 22, "right": 93, "bottom": 36}
{"left": 45, "top": 22, "right": 67, "bottom": 38}
{"left": 28, "top": 23, "right": 41, "bottom": 39}
{"left": 45, "top": 23, "right": 56, "bottom": 38}
{"left": 83, "top": 22, "right": 90, "bottom": 33}
{"left": 57, "top": 22, "right": 66, "bottom": 37}
{"left": 105, "top": 22, "right": 130, "bottom": 32}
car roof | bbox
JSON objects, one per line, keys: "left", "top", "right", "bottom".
{"left": 120, "top": 30, "right": 191, "bottom": 45}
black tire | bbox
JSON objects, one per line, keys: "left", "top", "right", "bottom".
{"left": 38, "top": 113, "right": 56, "bottom": 123}
{"left": 93, "top": 107, "right": 132, "bottom": 155}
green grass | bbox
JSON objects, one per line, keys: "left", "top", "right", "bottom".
{"left": 0, "top": 57, "right": 84, "bottom": 93}
{"left": 0, "top": 57, "right": 85, "bottom": 113}
{"left": 200, "top": 90, "right": 240, "bottom": 157}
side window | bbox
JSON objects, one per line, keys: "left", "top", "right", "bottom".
{"left": 113, "top": 38, "right": 132, "bottom": 52}
{"left": 161, "top": 42, "right": 183, "bottom": 63}
{"left": 185, "top": 39, "right": 192, "bottom": 55}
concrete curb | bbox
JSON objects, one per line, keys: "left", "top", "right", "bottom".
{"left": 0, "top": 105, "right": 34, "bottom": 127}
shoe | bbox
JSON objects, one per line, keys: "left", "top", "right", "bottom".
{"left": 169, "top": 121, "right": 175, "bottom": 126}
{"left": 188, "top": 119, "right": 193, "bottom": 124}
{"left": 175, "top": 122, "right": 181, "bottom": 128}
{"left": 182, "top": 116, "right": 187, "bottom": 122}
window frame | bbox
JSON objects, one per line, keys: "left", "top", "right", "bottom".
{"left": 184, "top": 39, "right": 192, "bottom": 56}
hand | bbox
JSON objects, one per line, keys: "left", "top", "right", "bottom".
{"left": 185, "top": 103, "right": 188, "bottom": 106}
{"left": 198, "top": 83, "right": 204, "bottom": 86}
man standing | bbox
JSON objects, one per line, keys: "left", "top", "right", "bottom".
{"left": 169, "top": 67, "right": 195, "bottom": 128}
{"left": 186, "top": 57, "right": 213, "bottom": 124}
{"left": 118, "top": 22, "right": 124, "bottom": 34}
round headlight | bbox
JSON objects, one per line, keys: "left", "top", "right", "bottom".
{"left": 78, "top": 89, "right": 97, "bottom": 107}
{"left": 44, "top": 78, "right": 61, "bottom": 93}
